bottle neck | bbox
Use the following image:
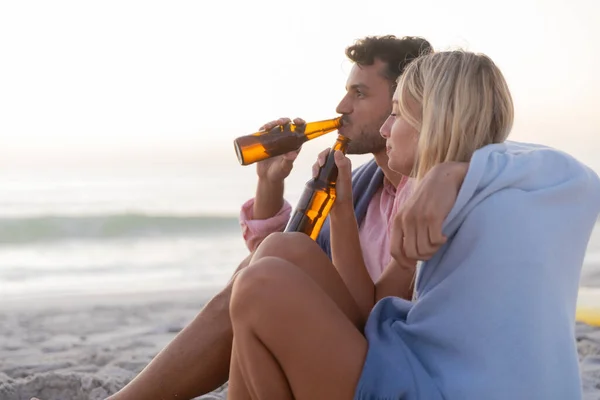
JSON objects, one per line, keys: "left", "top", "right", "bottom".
{"left": 331, "top": 134, "right": 350, "bottom": 153}
{"left": 315, "top": 135, "right": 350, "bottom": 185}
{"left": 303, "top": 117, "right": 343, "bottom": 141}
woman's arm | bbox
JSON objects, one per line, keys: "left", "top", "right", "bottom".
{"left": 329, "top": 151, "right": 375, "bottom": 322}
{"left": 329, "top": 202, "right": 375, "bottom": 321}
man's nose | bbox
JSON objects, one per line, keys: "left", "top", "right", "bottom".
{"left": 335, "top": 95, "right": 352, "bottom": 115}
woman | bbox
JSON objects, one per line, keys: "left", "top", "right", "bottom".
{"left": 226, "top": 51, "right": 600, "bottom": 399}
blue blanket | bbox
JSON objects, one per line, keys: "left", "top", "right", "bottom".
{"left": 355, "top": 141, "right": 600, "bottom": 400}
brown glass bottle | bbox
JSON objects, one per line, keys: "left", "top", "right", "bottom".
{"left": 284, "top": 134, "right": 351, "bottom": 240}
{"left": 233, "top": 117, "right": 342, "bottom": 166}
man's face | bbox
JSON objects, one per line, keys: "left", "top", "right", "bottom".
{"left": 335, "top": 58, "right": 393, "bottom": 155}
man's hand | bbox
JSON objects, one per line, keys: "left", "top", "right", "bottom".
{"left": 390, "top": 162, "right": 469, "bottom": 264}
{"left": 256, "top": 117, "right": 304, "bottom": 183}
{"left": 253, "top": 117, "right": 304, "bottom": 220}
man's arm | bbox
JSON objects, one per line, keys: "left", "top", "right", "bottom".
{"left": 239, "top": 117, "right": 305, "bottom": 250}
{"left": 252, "top": 117, "right": 303, "bottom": 219}
{"left": 240, "top": 198, "right": 291, "bottom": 252}
{"left": 375, "top": 258, "right": 416, "bottom": 301}
{"left": 253, "top": 179, "right": 285, "bottom": 220}
{"left": 379, "top": 161, "right": 468, "bottom": 301}
{"left": 390, "top": 162, "right": 469, "bottom": 266}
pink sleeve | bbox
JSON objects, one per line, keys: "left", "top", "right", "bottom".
{"left": 239, "top": 198, "right": 292, "bottom": 252}
{"left": 388, "top": 177, "right": 414, "bottom": 237}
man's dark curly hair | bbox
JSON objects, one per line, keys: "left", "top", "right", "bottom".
{"left": 345, "top": 35, "right": 433, "bottom": 82}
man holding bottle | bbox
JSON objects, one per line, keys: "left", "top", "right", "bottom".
{"left": 107, "top": 35, "right": 469, "bottom": 400}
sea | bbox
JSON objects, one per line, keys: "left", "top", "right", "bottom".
{"left": 1, "top": 151, "right": 600, "bottom": 304}
{"left": 0, "top": 143, "right": 356, "bottom": 302}
{"left": 0, "top": 163, "right": 249, "bottom": 301}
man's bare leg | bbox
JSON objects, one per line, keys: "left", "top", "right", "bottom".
{"left": 107, "top": 254, "right": 252, "bottom": 400}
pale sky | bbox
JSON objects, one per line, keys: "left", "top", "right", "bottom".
{"left": 1, "top": 0, "right": 599, "bottom": 171}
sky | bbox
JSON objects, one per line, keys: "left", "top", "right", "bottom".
{"left": 0, "top": 0, "right": 599, "bottom": 172}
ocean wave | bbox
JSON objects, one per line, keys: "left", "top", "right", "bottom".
{"left": 0, "top": 213, "right": 240, "bottom": 244}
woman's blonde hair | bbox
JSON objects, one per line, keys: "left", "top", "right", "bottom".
{"left": 397, "top": 50, "right": 514, "bottom": 181}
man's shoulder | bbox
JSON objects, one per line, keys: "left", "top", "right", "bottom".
{"left": 350, "top": 158, "right": 384, "bottom": 202}
{"left": 351, "top": 158, "right": 380, "bottom": 180}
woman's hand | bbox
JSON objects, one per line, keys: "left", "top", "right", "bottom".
{"left": 311, "top": 148, "right": 353, "bottom": 209}
{"left": 333, "top": 150, "right": 353, "bottom": 207}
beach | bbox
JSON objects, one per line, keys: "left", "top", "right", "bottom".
{"left": 1, "top": 287, "right": 600, "bottom": 400}
{"left": 0, "top": 288, "right": 226, "bottom": 400}
{"left": 2, "top": 162, "right": 600, "bottom": 400}
{"left": 3, "top": 0, "right": 600, "bottom": 396}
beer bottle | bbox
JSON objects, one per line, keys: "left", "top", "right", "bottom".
{"left": 284, "top": 134, "right": 351, "bottom": 240}
{"left": 233, "top": 117, "right": 342, "bottom": 166}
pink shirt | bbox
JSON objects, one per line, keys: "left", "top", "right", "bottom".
{"left": 239, "top": 176, "right": 412, "bottom": 282}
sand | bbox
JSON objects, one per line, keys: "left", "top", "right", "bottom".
{"left": 2, "top": 288, "right": 600, "bottom": 400}
{"left": 0, "top": 289, "right": 226, "bottom": 400}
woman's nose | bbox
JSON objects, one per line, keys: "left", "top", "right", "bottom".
{"left": 380, "top": 116, "right": 392, "bottom": 138}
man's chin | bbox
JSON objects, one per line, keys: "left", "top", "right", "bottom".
{"left": 347, "top": 143, "right": 385, "bottom": 156}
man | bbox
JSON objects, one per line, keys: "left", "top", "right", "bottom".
{"left": 242, "top": 35, "right": 433, "bottom": 283}
{"left": 107, "top": 35, "right": 468, "bottom": 400}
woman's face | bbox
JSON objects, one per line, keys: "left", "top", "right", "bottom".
{"left": 379, "top": 89, "right": 420, "bottom": 176}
